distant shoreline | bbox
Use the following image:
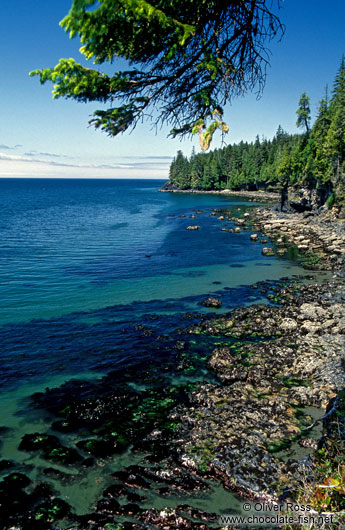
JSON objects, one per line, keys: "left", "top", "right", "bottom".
{"left": 159, "top": 186, "right": 280, "bottom": 202}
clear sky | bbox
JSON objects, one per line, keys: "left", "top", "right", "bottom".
{"left": 0, "top": 0, "right": 344, "bottom": 178}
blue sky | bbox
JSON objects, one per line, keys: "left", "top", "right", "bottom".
{"left": 0, "top": 0, "right": 344, "bottom": 178}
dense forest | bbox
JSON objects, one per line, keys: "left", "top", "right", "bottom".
{"left": 168, "top": 57, "right": 345, "bottom": 209}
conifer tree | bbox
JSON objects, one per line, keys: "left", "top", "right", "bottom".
{"left": 296, "top": 92, "right": 311, "bottom": 135}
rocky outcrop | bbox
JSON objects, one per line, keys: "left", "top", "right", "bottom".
{"left": 250, "top": 207, "right": 345, "bottom": 271}
{"left": 199, "top": 297, "right": 222, "bottom": 308}
{"left": 175, "top": 278, "right": 345, "bottom": 499}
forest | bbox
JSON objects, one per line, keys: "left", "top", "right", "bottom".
{"left": 168, "top": 57, "right": 345, "bottom": 209}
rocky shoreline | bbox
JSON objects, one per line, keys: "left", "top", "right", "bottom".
{"left": 1, "top": 202, "right": 344, "bottom": 530}
{"left": 159, "top": 183, "right": 280, "bottom": 203}
{"left": 166, "top": 205, "right": 345, "bottom": 527}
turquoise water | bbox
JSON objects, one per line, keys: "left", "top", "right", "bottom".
{"left": 0, "top": 178, "right": 302, "bottom": 326}
{"left": 0, "top": 178, "right": 308, "bottom": 392}
{"left": 0, "top": 178, "right": 315, "bottom": 523}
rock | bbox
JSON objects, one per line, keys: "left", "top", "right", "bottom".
{"left": 335, "top": 317, "right": 345, "bottom": 333}
{"left": 298, "top": 244, "right": 309, "bottom": 252}
{"left": 199, "top": 297, "right": 222, "bottom": 308}
{"left": 77, "top": 437, "right": 124, "bottom": 457}
{"left": 234, "top": 227, "right": 241, "bottom": 233}
{"left": 321, "top": 319, "right": 336, "bottom": 330}
{"left": 298, "top": 438, "right": 318, "bottom": 450}
{"left": 279, "top": 318, "right": 298, "bottom": 332}
{"left": 19, "top": 432, "right": 83, "bottom": 465}
{"left": 0, "top": 460, "right": 14, "bottom": 471}
{"left": 186, "top": 226, "right": 200, "bottom": 230}
{"left": 299, "top": 303, "right": 327, "bottom": 321}
{"left": 300, "top": 321, "right": 322, "bottom": 335}
{"left": 250, "top": 234, "right": 258, "bottom": 241}
{"left": 262, "top": 247, "right": 275, "bottom": 256}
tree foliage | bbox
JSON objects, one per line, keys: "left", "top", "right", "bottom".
{"left": 169, "top": 57, "right": 345, "bottom": 209}
{"left": 31, "top": 0, "right": 283, "bottom": 149}
{"left": 296, "top": 92, "right": 311, "bottom": 135}
{"left": 169, "top": 125, "right": 298, "bottom": 191}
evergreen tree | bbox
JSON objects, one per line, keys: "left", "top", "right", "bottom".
{"left": 311, "top": 92, "right": 331, "bottom": 183}
{"left": 167, "top": 57, "right": 345, "bottom": 213}
{"left": 296, "top": 92, "right": 311, "bottom": 135}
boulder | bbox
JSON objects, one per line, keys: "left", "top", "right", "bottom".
{"left": 299, "top": 303, "right": 327, "bottom": 321}
{"left": 279, "top": 318, "right": 298, "bottom": 332}
{"left": 262, "top": 247, "right": 275, "bottom": 256}
{"left": 199, "top": 297, "right": 222, "bottom": 308}
{"left": 300, "top": 321, "right": 322, "bottom": 335}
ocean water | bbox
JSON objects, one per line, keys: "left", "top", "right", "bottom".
{"left": 0, "top": 178, "right": 317, "bottom": 521}
{"left": 0, "top": 178, "right": 309, "bottom": 389}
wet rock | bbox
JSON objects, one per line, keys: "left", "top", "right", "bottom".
{"left": 112, "top": 467, "right": 151, "bottom": 490}
{"left": 140, "top": 507, "right": 211, "bottom": 529}
{"left": 19, "top": 432, "right": 83, "bottom": 465}
{"left": 262, "top": 247, "right": 275, "bottom": 256}
{"left": 250, "top": 234, "right": 258, "bottom": 241}
{"left": 96, "top": 496, "right": 121, "bottom": 515}
{"left": 199, "top": 297, "right": 222, "bottom": 308}
{"left": 77, "top": 437, "right": 124, "bottom": 457}
{"left": 29, "top": 497, "right": 71, "bottom": 526}
{"left": 19, "top": 433, "right": 61, "bottom": 452}
{"left": 2, "top": 472, "right": 31, "bottom": 489}
{"left": 0, "top": 459, "right": 14, "bottom": 471}
{"left": 186, "top": 225, "right": 200, "bottom": 230}
{"left": 298, "top": 438, "right": 318, "bottom": 449}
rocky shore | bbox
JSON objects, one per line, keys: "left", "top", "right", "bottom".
{"left": 159, "top": 182, "right": 280, "bottom": 203}
{"left": 167, "top": 205, "right": 345, "bottom": 527}
{"left": 1, "top": 202, "right": 344, "bottom": 530}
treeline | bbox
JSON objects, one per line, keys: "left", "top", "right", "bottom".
{"left": 169, "top": 57, "right": 345, "bottom": 207}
